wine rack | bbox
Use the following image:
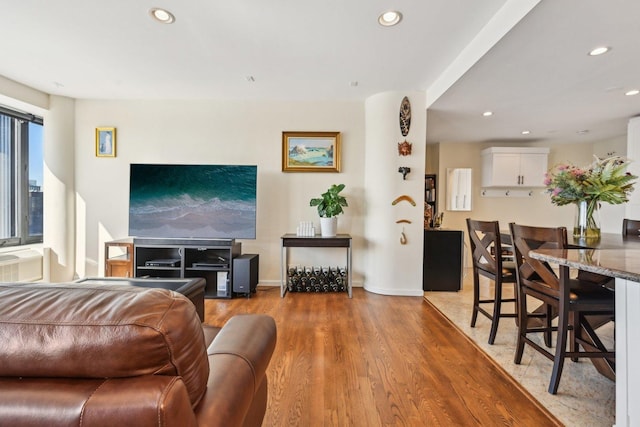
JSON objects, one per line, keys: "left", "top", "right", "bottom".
{"left": 286, "top": 265, "right": 348, "bottom": 293}
{"left": 280, "top": 234, "right": 352, "bottom": 298}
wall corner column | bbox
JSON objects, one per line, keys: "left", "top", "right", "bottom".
{"left": 43, "top": 95, "right": 76, "bottom": 281}
{"left": 363, "top": 91, "right": 426, "bottom": 296}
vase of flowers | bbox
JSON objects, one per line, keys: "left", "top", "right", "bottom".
{"left": 545, "top": 155, "right": 637, "bottom": 240}
{"left": 574, "top": 199, "right": 601, "bottom": 239}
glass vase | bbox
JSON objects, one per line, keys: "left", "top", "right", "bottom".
{"left": 573, "top": 200, "right": 600, "bottom": 240}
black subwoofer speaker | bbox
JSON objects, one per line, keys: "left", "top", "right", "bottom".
{"left": 233, "top": 254, "right": 259, "bottom": 296}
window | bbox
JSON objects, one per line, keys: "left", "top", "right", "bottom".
{"left": 0, "top": 106, "right": 43, "bottom": 247}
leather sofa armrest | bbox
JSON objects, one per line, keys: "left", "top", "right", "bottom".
{"left": 202, "top": 324, "right": 221, "bottom": 347}
{"left": 195, "top": 314, "right": 277, "bottom": 427}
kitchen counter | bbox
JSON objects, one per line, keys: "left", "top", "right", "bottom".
{"left": 531, "top": 248, "right": 640, "bottom": 282}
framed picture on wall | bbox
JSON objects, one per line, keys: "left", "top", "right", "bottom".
{"left": 282, "top": 131, "right": 341, "bottom": 172}
{"left": 96, "top": 127, "right": 116, "bottom": 157}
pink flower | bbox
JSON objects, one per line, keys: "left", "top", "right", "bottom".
{"left": 552, "top": 188, "right": 562, "bottom": 196}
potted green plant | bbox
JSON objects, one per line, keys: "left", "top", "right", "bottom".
{"left": 310, "top": 184, "right": 348, "bottom": 237}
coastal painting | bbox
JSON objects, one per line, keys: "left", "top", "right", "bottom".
{"left": 282, "top": 131, "right": 341, "bottom": 172}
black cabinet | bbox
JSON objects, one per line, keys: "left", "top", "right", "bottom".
{"left": 423, "top": 230, "right": 463, "bottom": 291}
{"left": 134, "top": 238, "right": 241, "bottom": 299}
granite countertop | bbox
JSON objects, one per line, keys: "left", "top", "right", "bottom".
{"left": 530, "top": 248, "right": 640, "bottom": 282}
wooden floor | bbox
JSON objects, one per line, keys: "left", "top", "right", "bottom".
{"left": 204, "top": 287, "right": 562, "bottom": 426}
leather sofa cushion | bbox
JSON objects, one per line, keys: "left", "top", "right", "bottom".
{"left": 0, "top": 283, "right": 209, "bottom": 407}
{"left": 0, "top": 376, "right": 198, "bottom": 427}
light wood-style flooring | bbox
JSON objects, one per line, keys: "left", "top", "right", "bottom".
{"left": 204, "top": 287, "right": 561, "bottom": 426}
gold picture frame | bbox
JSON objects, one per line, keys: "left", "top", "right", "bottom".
{"left": 282, "top": 131, "right": 341, "bottom": 172}
{"left": 96, "top": 127, "right": 116, "bottom": 157}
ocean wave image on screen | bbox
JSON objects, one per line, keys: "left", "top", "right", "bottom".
{"left": 129, "top": 164, "right": 257, "bottom": 239}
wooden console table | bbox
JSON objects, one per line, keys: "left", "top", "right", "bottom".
{"left": 280, "top": 234, "right": 352, "bottom": 298}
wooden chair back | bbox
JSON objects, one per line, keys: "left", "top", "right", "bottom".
{"left": 622, "top": 218, "right": 640, "bottom": 236}
{"left": 466, "top": 219, "right": 504, "bottom": 278}
{"left": 509, "top": 223, "right": 567, "bottom": 300}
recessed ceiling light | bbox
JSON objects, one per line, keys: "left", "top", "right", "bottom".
{"left": 588, "top": 46, "right": 610, "bottom": 56}
{"left": 521, "top": 130, "right": 531, "bottom": 135}
{"left": 349, "top": 81, "right": 359, "bottom": 87}
{"left": 245, "top": 76, "right": 256, "bottom": 82}
{"left": 482, "top": 111, "right": 493, "bottom": 117}
{"left": 625, "top": 89, "right": 640, "bottom": 96}
{"left": 149, "top": 8, "right": 175, "bottom": 24}
{"left": 378, "top": 11, "right": 402, "bottom": 27}
{"left": 577, "top": 129, "right": 590, "bottom": 135}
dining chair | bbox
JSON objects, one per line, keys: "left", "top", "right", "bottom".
{"left": 622, "top": 218, "right": 640, "bottom": 236}
{"left": 509, "top": 223, "right": 615, "bottom": 394}
{"left": 466, "top": 219, "right": 517, "bottom": 345}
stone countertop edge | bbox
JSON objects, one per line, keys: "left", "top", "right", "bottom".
{"left": 530, "top": 248, "right": 640, "bottom": 283}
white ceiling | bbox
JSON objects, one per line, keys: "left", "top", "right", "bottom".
{"left": 1, "top": 0, "right": 639, "bottom": 146}
{"left": 427, "top": 0, "right": 640, "bottom": 145}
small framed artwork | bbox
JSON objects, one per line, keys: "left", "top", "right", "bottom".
{"left": 282, "top": 131, "right": 341, "bottom": 172}
{"left": 96, "top": 127, "right": 116, "bottom": 157}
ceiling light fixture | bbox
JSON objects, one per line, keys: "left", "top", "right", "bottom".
{"left": 625, "top": 89, "right": 639, "bottom": 96}
{"left": 149, "top": 7, "right": 175, "bottom": 24}
{"left": 378, "top": 11, "right": 402, "bottom": 27}
{"left": 521, "top": 130, "right": 531, "bottom": 135}
{"left": 245, "top": 76, "right": 256, "bottom": 82}
{"left": 577, "top": 129, "right": 590, "bottom": 135}
{"left": 588, "top": 46, "right": 610, "bottom": 56}
{"left": 482, "top": 111, "right": 493, "bottom": 117}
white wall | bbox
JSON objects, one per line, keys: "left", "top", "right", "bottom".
{"left": 2, "top": 81, "right": 634, "bottom": 290}
{"left": 45, "top": 96, "right": 76, "bottom": 281}
{"left": 627, "top": 117, "right": 640, "bottom": 221}
{"left": 74, "top": 99, "right": 366, "bottom": 284}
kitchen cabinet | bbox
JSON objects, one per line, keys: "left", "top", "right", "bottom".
{"left": 481, "top": 147, "right": 549, "bottom": 187}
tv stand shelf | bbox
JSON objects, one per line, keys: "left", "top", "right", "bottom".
{"left": 132, "top": 238, "right": 241, "bottom": 299}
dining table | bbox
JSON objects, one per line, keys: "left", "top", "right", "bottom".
{"left": 530, "top": 244, "right": 640, "bottom": 427}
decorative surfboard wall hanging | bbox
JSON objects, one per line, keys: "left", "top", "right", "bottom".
{"left": 399, "top": 96, "right": 411, "bottom": 137}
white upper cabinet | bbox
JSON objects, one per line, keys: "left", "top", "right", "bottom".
{"left": 481, "top": 147, "right": 550, "bottom": 187}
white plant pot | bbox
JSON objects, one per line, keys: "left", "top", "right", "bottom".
{"left": 320, "top": 217, "right": 337, "bottom": 237}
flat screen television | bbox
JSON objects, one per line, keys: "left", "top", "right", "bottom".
{"left": 128, "top": 164, "right": 257, "bottom": 240}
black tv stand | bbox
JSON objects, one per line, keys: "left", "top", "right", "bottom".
{"left": 133, "top": 238, "right": 241, "bottom": 299}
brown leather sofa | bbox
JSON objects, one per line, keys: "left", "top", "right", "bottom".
{"left": 0, "top": 282, "right": 277, "bottom": 427}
